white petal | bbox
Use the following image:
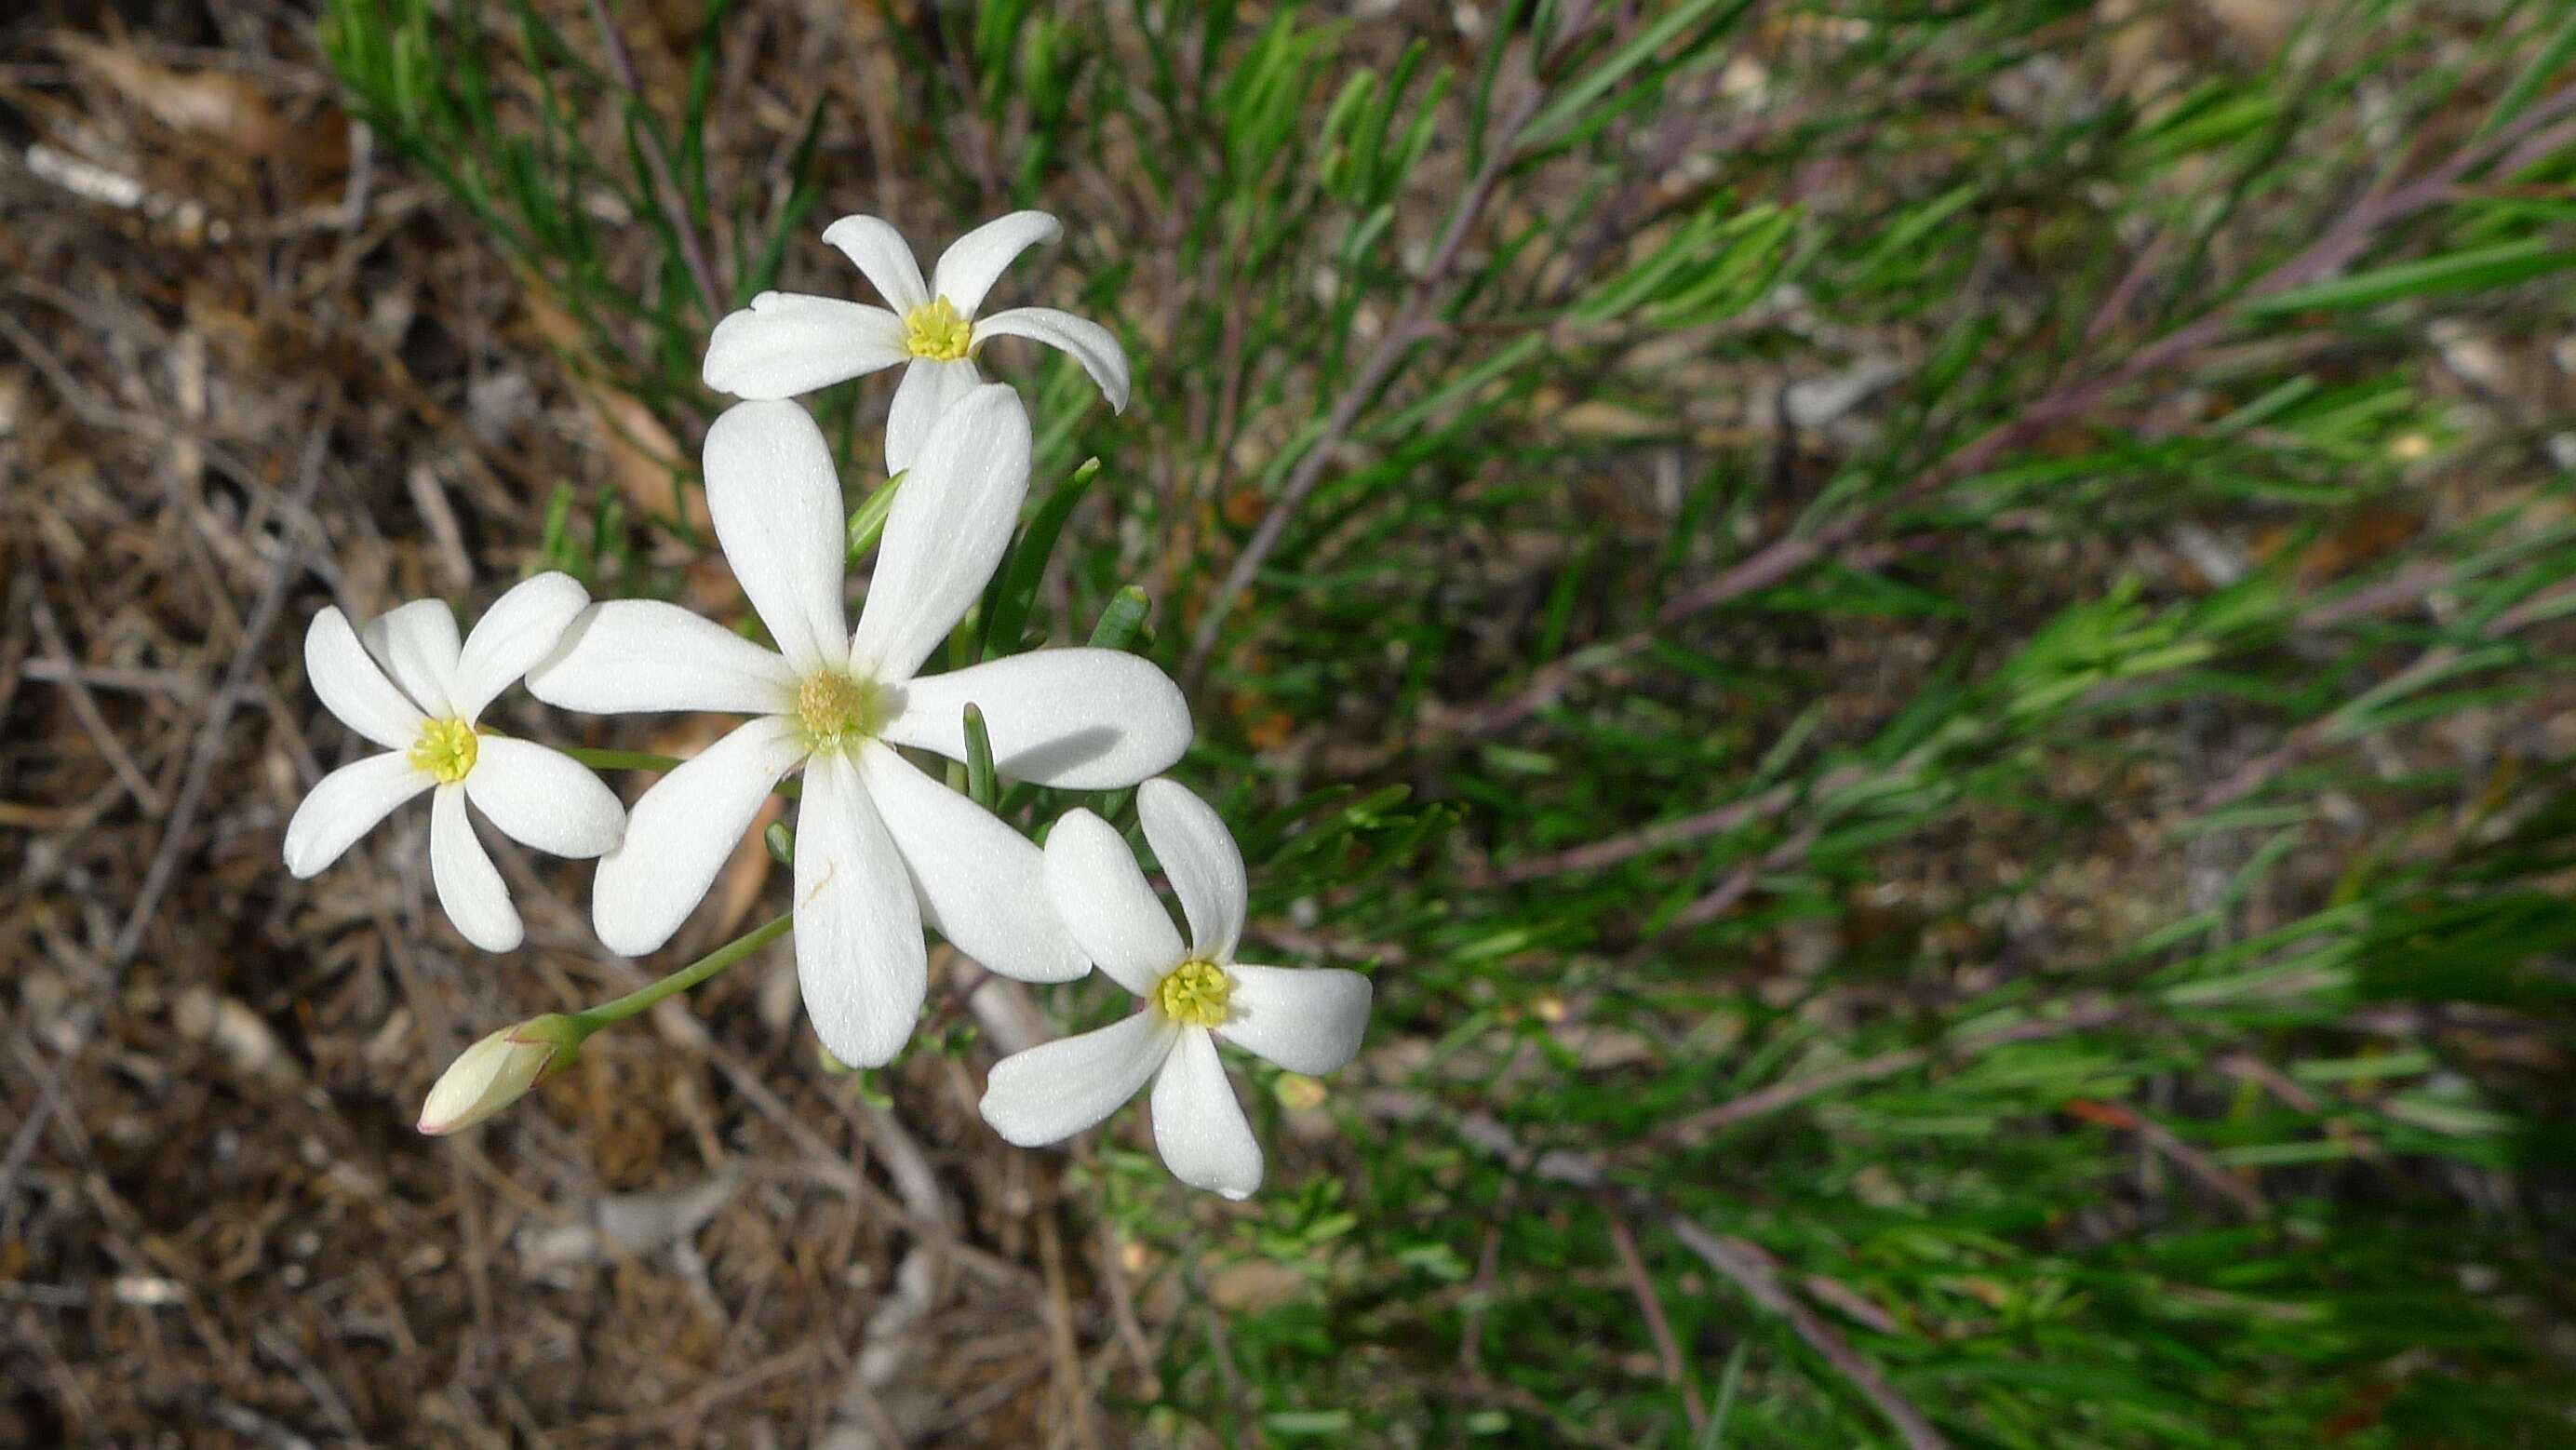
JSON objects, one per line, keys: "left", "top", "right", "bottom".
{"left": 1137, "top": 778, "right": 1246, "bottom": 962}
{"left": 360, "top": 599, "right": 461, "bottom": 717}
{"left": 979, "top": 1011, "right": 1174, "bottom": 1147}
{"left": 1151, "top": 1027, "right": 1263, "bottom": 1199}
{"left": 856, "top": 743, "right": 1087, "bottom": 984}
{"left": 794, "top": 750, "right": 926, "bottom": 1067}
{"left": 822, "top": 215, "right": 930, "bottom": 313}
{"left": 452, "top": 572, "right": 589, "bottom": 721}
{"left": 852, "top": 383, "right": 1028, "bottom": 682}
{"left": 930, "top": 210, "right": 1062, "bottom": 317}
{"left": 880, "top": 355, "right": 985, "bottom": 477}
{"left": 463, "top": 737, "right": 624, "bottom": 858}
{"left": 526, "top": 600, "right": 797, "bottom": 717}
{"left": 306, "top": 607, "right": 429, "bottom": 751}
{"left": 431, "top": 785, "right": 522, "bottom": 952}
{"left": 1215, "top": 964, "right": 1372, "bottom": 1075}
{"left": 1040, "top": 808, "right": 1182, "bottom": 997}
{"left": 973, "top": 307, "right": 1131, "bottom": 413}
{"left": 880, "top": 650, "right": 1192, "bottom": 790}
{"left": 282, "top": 753, "right": 431, "bottom": 877}
{"left": 703, "top": 292, "right": 909, "bottom": 399}
{"left": 592, "top": 716, "right": 808, "bottom": 956}
{"left": 704, "top": 400, "right": 849, "bottom": 675}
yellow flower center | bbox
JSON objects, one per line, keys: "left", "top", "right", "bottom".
{"left": 1154, "top": 960, "right": 1233, "bottom": 1029}
{"left": 797, "top": 671, "right": 890, "bottom": 755}
{"left": 409, "top": 718, "right": 480, "bottom": 785}
{"left": 902, "top": 296, "right": 973, "bottom": 361}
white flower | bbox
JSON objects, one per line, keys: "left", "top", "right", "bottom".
{"left": 526, "top": 388, "right": 1192, "bottom": 1067}
{"left": 701, "top": 210, "right": 1131, "bottom": 473}
{"left": 980, "top": 780, "right": 1374, "bottom": 1199}
{"left": 417, "top": 1015, "right": 580, "bottom": 1134}
{"left": 284, "top": 573, "right": 624, "bottom": 953}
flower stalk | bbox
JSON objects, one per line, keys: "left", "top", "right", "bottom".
{"left": 561, "top": 746, "right": 803, "bottom": 799}
{"left": 417, "top": 912, "right": 796, "bottom": 1134}
{"left": 565, "top": 910, "right": 795, "bottom": 1037}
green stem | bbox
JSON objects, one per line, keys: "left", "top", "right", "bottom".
{"left": 562, "top": 746, "right": 688, "bottom": 773}
{"left": 567, "top": 911, "right": 793, "bottom": 1035}
{"left": 565, "top": 745, "right": 802, "bottom": 798}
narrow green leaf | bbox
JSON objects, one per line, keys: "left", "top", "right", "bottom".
{"left": 1088, "top": 584, "right": 1152, "bottom": 651}
{"left": 981, "top": 457, "right": 1104, "bottom": 655}
{"left": 963, "top": 703, "right": 996, "bottom": 811}
{"left": 2247, "top": 237, "right": 2576, "bottom": 315}
{"left": 1524, "top": 0, "right": 1751, "bottom": 148}
{"left": 2482, "top": 8, "right": 2576, "bottom": 136}
{"left": 845, "top": 471, "right": 905, "bottom": 563}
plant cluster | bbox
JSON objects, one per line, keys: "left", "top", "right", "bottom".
{"left": 294, "top": 210, "right": 1373, "bottom": 1199}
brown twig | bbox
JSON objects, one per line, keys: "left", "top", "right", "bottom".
{"left": 1427, "top": 80, "right": 2576, "bottom": 742}
{"left": 561, "top": 1344, "right": 823, "bottom": 1440}
{"left": 0, "top": 569, "right": 33, "bottom": 736}
{"left": 0, "top": 400, "right": 336, "bottom": 1205}
{"left": 1656, "top": 821, "right": 1822, "bottom": 938}
{"left": 1648, "top": 995, "right": 2127, "bottom": 1153}
{"left": 1602, "top": 1199, "right": 1709, "bottom": 1434}
{"left": 1802, "top": 1273, "right": 1903, "bottom": 1336}
{"left": 1664, "top": 1219, "right": 1948, "bottom": 1450}
{"left": 1191, "top": 1263, "right": 1264, "bottom": 1448}
{"left": 2201, "top": 573, "right": 2576, "bottom": 810}
{"left": 1372, "top": 1093, "right": 1950, "bottom": 1449}
{"left": 18, "top": 659, "right": 207, "bottom": 702}
{"left": 23, "top": 591, "right": 167, "bottom": 814}
{"left": 1095, "top": 1220, "right": 1162, "bottom": 1401}
{"left": 2063, "top": 1099, "right": 2268, "bottom": 1219}
{"left": 1037, "top": 1211, "right": 1104, "bottom": 1450}
{"left": 583, "top": 0, "right": 724, "bottom": 321}
{"left": 1465, "top": 781, "right": 1807, "bottom": 886}
{"left": 1181, "top": 76, "right": 1551, "bottom": 689}
{"left": 520, "top": 910, "right": 1032, "bottom": 1285}
{"left": 1457, "top": 1204, "right": 1510, "bottom": 1380}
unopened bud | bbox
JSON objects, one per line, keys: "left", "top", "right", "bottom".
{"left": 1273, "top": 1073, "right": 1327, "bottom": 1111}
{"left": 417, "top": 1014, "right": 582, "bottom": 1134}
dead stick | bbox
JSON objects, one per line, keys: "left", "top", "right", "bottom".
{"left": 1434, "top": 80, "right": 2576, "bottom": 740}
{"left": 1664, "top": 1218, "right": 1948, "bottom": 1450}
{"left": 584, "top": 0, "right": 725, "bottom": 320}
{"left": 1650, "top": 995, "right": 2127, "bottom": 1151}
{"left": 1372, "top": 1093, "right": 1951, "bottom": 1449}
{"left": 0, "top": 401, "right": 336, "bottom": 1203}
{"left": 23, "top": 594, "right": 167, "bottom": 814}
{"left": 1182, "top": 78, "right": 1550, "bottom": 688}
{"left": 1603, "top": 1199, "right": 1709, "bottom": 1434}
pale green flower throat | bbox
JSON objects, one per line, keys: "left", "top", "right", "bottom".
{"left": 798, "top": 672, "right": 891, "bottom": 755}
{"left": 903, "top": 297, "right": 973, "bottom": 361}
{"left": 1155, "top": 960, "right": 1233, "bottom": 1029}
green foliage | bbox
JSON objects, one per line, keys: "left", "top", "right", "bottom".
{"left": 326, "top": 0, "right": 2576, "bottom": 1443}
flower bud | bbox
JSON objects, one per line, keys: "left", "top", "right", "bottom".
{"left": 1273, "top": 1073, "right": 1327, "bottom": 1112}
{"left": 416, "top": 1014, "right": 582, "bottom": 1135}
